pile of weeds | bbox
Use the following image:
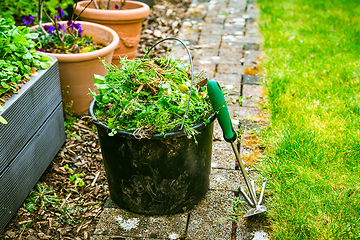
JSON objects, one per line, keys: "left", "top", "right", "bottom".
{"left": 90, "top": 56, "right": 213, "bottom": 138}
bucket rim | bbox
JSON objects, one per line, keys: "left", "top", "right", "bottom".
{"left": 88, "top": 100, "right": 216, "bottom": 139}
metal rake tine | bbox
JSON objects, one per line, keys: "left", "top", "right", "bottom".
{"left": 239, "top": 186, "right": 255, "bottom": 207}
{"left": 257, "top": 178, "right": 267, "bottom": 205}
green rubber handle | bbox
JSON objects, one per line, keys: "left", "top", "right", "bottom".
{"left": 207, "top": 80, "right": 236, "bottom": 142}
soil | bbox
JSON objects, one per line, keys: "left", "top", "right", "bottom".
{"left": 0, "top": 0, "right": 191, "bottom": 239}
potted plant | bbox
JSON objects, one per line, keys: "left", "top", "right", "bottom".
{"left": 88, "top": 38, "right": 216, "bottom": 215}
{"left": 26, "top": 0, "right": 120, "bottom": 115}
{"left": 0, "top": 18, "right": 65, "bottom": 232}
{"left": 73, "top": 0, "right": 150, "bottom": 64}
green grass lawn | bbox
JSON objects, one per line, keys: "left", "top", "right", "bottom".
{"left": 257, "top": 0, "right": 360, "bottom": 239}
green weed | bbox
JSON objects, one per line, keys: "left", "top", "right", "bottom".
{"left": 24, "top": 183, "right": 60, "bottom": 211}
{"left": 90, "top": 57, "right": 213, "bottom": 139}
{"left": 228, "top": 197, "right": 246, "bottom": 223}
{"left": 63, "top": 164, "right": 85, "bottom": 187}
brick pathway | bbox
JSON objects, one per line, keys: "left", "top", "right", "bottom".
{"left": 91, "top": 0, "right": 270, "bottom": 239}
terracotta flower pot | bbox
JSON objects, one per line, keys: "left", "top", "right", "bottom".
{"left": 73, "top": 0, "right": 150, "bottom": 64}
{"left": 33, "top": 21, "right": 119, "bottom": 115}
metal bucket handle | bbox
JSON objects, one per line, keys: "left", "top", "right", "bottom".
{"left": 144, "top": 37, "right": 194, "bottom": 131}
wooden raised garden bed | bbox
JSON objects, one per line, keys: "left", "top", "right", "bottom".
{"left": 0, "top": 56, "right": 66, "bottom": 232}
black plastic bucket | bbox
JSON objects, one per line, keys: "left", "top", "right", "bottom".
{"left": 89, "top": 100, "right": 215, "bottom": 215}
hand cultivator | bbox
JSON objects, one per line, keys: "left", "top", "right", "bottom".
{"left": 207, "top": 80, "right": 267, "bottom": 217}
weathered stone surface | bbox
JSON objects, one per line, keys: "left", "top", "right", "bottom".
{"left": 187, "top": 190, "right": 233, "bottom": 239}
{"left": 246, "top": 25, "right": 261, "bottom": 37}
{"left": 185, "top": 3, "right": 208, "bottom": 19}
{"left": 176, "top": 30, "right": 200, "bottom": 43}
{"left": 168, "top": 45, "right": 191, "bottom": 63}
{"left": 219, "top": 45, "right": 243, "bottom": 60}
{"left": 242, "top": 84, "right": 263, "bottom": 107}
{"left": 214, "top": 73, "right": 241, "bottom": 94}
{"left": 243, "top": 49, "right": 261, "bottom": 65}
{"left": 197, "top": 33, "right": 222, "bottom": 47}
{"left": 94, "top": 198, "right": 187, "bottom": 239}
{"left": 222, "top": 35, "right": 246, "bottom": 48}
{"left": 227, "top": 104, "right": 242, "bottom": 118}
{"left": 236, "top": 216, "right": 271, "bottom": 240}
{"left": 245, "top": 43, "right": 260, "bottom": 51}
{"left": 192, "top": 61, "right": 216, "bottom": 78}
{"left": 243, "top": 74, "right": 260, "bottom": 85}
{"left": 212, "top": 140, "right": 236, "bottom": 170}
{"left": 212, "top": 121, "right": 237, "bottom": 170}
{"left": 217, "top": 63, "right": 243, "bottom": 74}
{"left": 241, "top": 120, "right": 265, "bottom": 133}
{"left": 228, "top": 0, "right": 247, "bottom": 9}
{"left": 237, "top": 106, "right": 262, "bottom": 120}
{"left": 222, "top": 24, "right": 244, "bottom": 37}
{"left": 246, "top": 3, "right": 260, "bottom": 14}
{"left": 192, "top": 47, "right": 219, "bottom": 58}
{"left": 210, "top": 168, "right": 246, "bottom": 190}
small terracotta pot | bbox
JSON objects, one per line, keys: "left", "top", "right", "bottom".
{"left": 32, "top": 21, "right": 119, "bottom": 115}
{"left": 73, "top": 0, "right": 150, "bottom": 64}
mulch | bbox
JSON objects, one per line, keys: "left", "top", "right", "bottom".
{"left": 0, "top": 0, "right": 190, "bottom": 238}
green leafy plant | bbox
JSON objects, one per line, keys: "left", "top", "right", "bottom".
{"left": 63, "top": 97, "right": 78, "bottom": 134}
{"left": 228, "top": 197, "right": 246, "bottom": 223}
{"left": 27, "top": 0, "right": 101, "bottom": 54}
{"left": 0, "top": 17, "right": 51, "bottom": 105}
{"left": 90, "top": 56, "right": 213, "bottom": 139}
{"left": 54, "top": 204, "right": 83, "bottom": 226}
{"left": 0, "top": 0, "right": 74, "bottom": 25}
{"left": 24, "top": 183, "right": 61, "bottom": 212}
{"left": 63, "top": 164, "right": 85, "bottom": 187}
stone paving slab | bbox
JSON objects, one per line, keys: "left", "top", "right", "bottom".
{"left": 168, "top": 46, "right": 191, "bottom": 63}
{"left": 210, "top": 168, "right": 245, "bottom": 191}
{"left": 192, "top": 48, "right": 220, "bottom": 59}
{"left": 243, "top": 74, "right": 260, "bottom": 85}
{"left": 176, "top": 30, "right": 200, "bottom": 44}
{"left": 217, "top": 63, "right": 243, "bottom": 74}
{"left": 92, "top": 198, "right": 187, "bottom": 239}
{"left": 187, "top": 190, "right": 234, "bottom": 239}
{"left": 91, "top": 191, "right": 236, "bottom": 240}
{"left": 242, "top": 85, "right": 263, "bottom": 107}
{"left": 237, "top": 106, "right": 262, "bottom": 120}
{"left": 212, "top": 140, "right": 236, "bottom": 170}
{"left": 197, "top": 34, "right": 222, "bottom": 48}
{"left": 245, "top": 26, "right": 260, "bottom": 38}
{"left": 243, "top": 50, "right": 261, "bottom": 66}
{"left": 236, "top": 216, "right": 270, "bottom": 240}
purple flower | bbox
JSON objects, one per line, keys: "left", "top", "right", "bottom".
{"left": 114, "top": 4, "right": 120, "bottom": 9}
{"left": 55, "top": 6, "right": 65, "bottom": 18}
{"left": 78, "top": 28, "right": 83, "bottom": 37}
{"left": 57, "top": 23, "right": 65, "bottom": 32}
{"left": 74, "top": 23, "right": 81, "bottom": 30}
{"left": 84, "top": 40, "right": 90, "bottom": 44}
{"left": 66, "top": 20, "right": 74, "bottom": 29}
{"left": 37, "top": 48, "right": 44, "bottom": 52}
{"left": 43, "top": 25, "right": 55, "bottom": 35}
{"left": 22, "top": 15, "right": 34, "bottom": 25}
{"left": 54, "top": 15, "right": 60, "bottom": 20}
